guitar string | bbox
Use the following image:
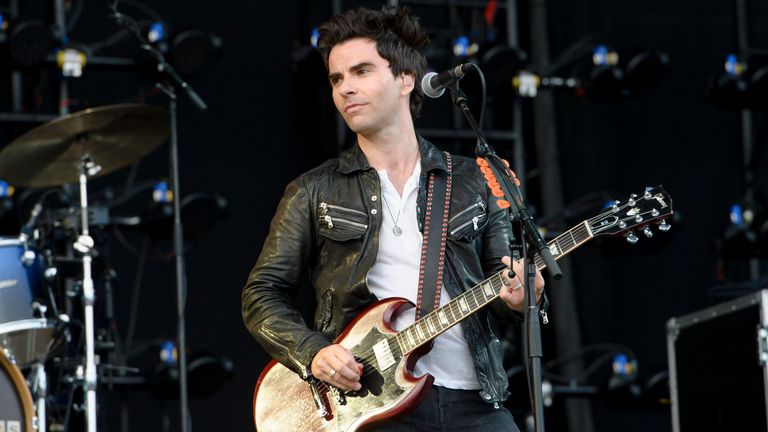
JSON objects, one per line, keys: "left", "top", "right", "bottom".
{"left": 313, "top": 202, "right": 660, "bottom": 394}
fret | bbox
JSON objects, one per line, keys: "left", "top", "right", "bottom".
{"left": 426, "top": 316, "right": 436, "bottom": 334}
{"left": 418, "top": 320, "right": 429, "bottom": 340}
{"left": 394, "top": 333, "right": 405, "bottom": 353}
{"left": 415, "top": 323, "right": 425, "bottom": 341}
{"left": 468, "top": 285, "right": 481, "bottom": 310}
{"left": 458, "top": 297, "right": 469, "bottom": 314}
{"left": 481, "top": 281, "right": 495, "bottom": 299}
{"left": 438, "top": 310, "right": 449, "bottom": 326}
{"left": 568, "top": 229, "right": 577, "bottom": 249}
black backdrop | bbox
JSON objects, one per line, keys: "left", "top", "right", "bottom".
{"left": 1, "top": 0, "right": 768, "bottom": 431}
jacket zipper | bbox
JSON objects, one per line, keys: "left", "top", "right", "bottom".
{"left": 323, "top": 215, "right": 368, "bottom": 230}
{"left": 448, "top": 201, "right": 484, "bottom": 226}
{"left": 450, "top": 215, "right": 484, "bottom": 236}
{"left": 320, "top": 202, "right": 368, "bottom": 217}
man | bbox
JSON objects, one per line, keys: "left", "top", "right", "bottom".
{"left": 242, "top": 6, "right": 545, "bottom": 431}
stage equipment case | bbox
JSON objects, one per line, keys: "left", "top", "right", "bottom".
{"left": 667, "top": 289, "right": 768, "bottom": 431}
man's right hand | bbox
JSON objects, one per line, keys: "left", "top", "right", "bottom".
{"left": 311, "top": 344, "right": 363, "bottom": 391}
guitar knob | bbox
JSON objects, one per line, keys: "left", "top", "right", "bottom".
{"left": 643, "top": 226, "right": 653, "bottom": 238}
{"left": 658, "top": 219, "right": 671, "bottom": 232}
{"left": 625, "top": 232, "right": 639, "bottom": 244}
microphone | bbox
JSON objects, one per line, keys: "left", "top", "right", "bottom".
{"left": 421, "top": 63, "right": 474, "bottom": 98}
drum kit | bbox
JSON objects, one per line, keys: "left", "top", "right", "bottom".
{"left": 0, "top": 103, "right": 170, "bottom": 431}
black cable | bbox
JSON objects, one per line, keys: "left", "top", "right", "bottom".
{"left": 124, "top": 236, "right": 148, "bottom": 355}
{"left": 66, "top": 0, "right": 86, "bottom": 32}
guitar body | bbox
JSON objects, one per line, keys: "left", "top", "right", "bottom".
{"left": 253, "top": 298, "right": 434, "bottom": 432}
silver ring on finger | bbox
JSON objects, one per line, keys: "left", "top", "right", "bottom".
{"left": 329, "top": 368, "right": 336, "bottom": 379}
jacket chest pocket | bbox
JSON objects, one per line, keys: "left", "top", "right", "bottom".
{"left": 448, "top": 198, "right": 488, "bottom": 240}
{"left": 318, "top": 201, "right": 369, "bottom": 241}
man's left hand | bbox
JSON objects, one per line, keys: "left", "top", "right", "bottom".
{"left": 499, "top": 256, "right": 545, "bottom": 313}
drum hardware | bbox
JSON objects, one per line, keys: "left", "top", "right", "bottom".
{"left": 29, "top": 361, "right": 48, "bottom": 432}
{"left": 0, "top": 103, "right": 169, "bottom": 432}
{"left": 0, "top": 348, "right": 35, "bottom": 432}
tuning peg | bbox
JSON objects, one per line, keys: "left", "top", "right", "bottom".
{"left": 628, "top": 194, "right": 637, "bottom": 207}
{"left": 643, "top": 226, "right": 654, "bottom": 238}
{"left": 644, "top": 188, "right": 653, "bottom": 199}
{"left": 625, "top": 231, "right": 639, "bottom": 244}
{"left": 612, "top": 201, "right": 620, "bottom": 212}
{"left": 635, "top": 213, "right": 644, "bottom": 223}
{"left": 658, "top": 219, "right": 671, "bottom": 232}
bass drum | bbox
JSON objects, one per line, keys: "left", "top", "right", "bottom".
{"left": 0, "top": 349, "right": 34, "bottom": 431}
{"left": 0, "top": 237, "right": 57, "bottom": 366}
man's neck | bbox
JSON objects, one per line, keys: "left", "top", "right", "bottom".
{"left": 358, "top": 124, "right": 419, "bottom": 196}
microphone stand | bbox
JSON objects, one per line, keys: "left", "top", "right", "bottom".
{"left": 447, "top": 75, "right": 562, "bottom": 432}
{"left": 109, "top": 7, "right": 208, "bottom": 432}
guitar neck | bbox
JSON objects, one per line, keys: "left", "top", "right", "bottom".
{"left": 395, "top": 220, "right": 594, "bottom": 355}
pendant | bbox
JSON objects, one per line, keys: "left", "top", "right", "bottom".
{"left": 393, "top": 225, "right": 403, "bottom": 236}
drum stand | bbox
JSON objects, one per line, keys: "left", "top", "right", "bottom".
{"left": 30, "top": 361, "right": 47, "bottom": 432}
{"left": 75, "top": 155, "right": 101, "bottom": 432}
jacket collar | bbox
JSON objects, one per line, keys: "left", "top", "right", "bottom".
{"left": 337, "top": 135, "right": 449, "bottom": 175}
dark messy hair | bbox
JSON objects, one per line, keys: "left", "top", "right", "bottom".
{"left": 317, "top": 6, "right": 430, "bottom": 118}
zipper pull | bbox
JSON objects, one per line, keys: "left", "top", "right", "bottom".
{"left": 324, "top": 215, "right": 333, "bottom": 229}
{"left": 540, "top": 310, "right": 549, "bottom": 325}
{"left": 472, "top": 216, "right": 479, "bottom": 231}
{"left": 319, "top": 202, "right": 328, "bottom": 214}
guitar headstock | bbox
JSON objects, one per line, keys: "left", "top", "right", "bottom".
{"left": 588, "top": 186, "right": 673, "bottom": 243}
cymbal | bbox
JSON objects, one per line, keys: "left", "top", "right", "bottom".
{"left": 0, "top": 104, "right": 170, "bottom": 187}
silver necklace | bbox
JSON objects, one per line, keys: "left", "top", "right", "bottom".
{"left": 381, "top": 195, "right": 403, "bottom": 236}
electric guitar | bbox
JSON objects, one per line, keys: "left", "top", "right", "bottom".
{"left": 253, "top": 186, "right": 673, "bottom": 432}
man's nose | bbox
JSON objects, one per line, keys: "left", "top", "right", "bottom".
{"left": 338, "top": 78, "right": 356, "bottom": 96}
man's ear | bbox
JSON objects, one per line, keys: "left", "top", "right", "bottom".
{"left": 400, "top": 72, "right": 416, "bottom": 96}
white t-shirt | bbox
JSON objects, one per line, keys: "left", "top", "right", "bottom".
{"left": 366, "top": 162, "right": 481, "bottom": 390}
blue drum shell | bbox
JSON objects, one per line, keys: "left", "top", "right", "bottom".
{"left": 0, "top": 238, "right": 43, "bottom": 324}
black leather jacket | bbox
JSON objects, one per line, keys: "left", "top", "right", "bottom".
{"left": 242, "top": 137, "right": 523, "bottom": 404}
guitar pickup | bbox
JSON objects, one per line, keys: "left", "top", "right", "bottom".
{"left": 373, "top": 339, "right": 396, "bottom": 371}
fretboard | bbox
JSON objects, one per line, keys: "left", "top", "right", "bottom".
{"left": 395, "top": 220, "right": 594, "bottom": 355}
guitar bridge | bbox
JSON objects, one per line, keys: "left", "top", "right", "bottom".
{"left": 307, "top": 378, "right": 330, "bottom": 417}
{"left": 329, "top": 386, "right": 346, "bottom": 405}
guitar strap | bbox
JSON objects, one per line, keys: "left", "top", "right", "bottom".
{"left": 415, "top": 152, "right": 452, "bottom": 321}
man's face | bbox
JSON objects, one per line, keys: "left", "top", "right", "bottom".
{"left": 327, "top": 38, "right": 413, "bottom": 135}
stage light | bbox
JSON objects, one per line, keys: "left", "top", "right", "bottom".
{"left": 626, "top": 52, "right": 670, "bottom": 94}
{"left": 719, "top": 201, "right": 764, "bottom": 260}
{"left": 310, "top": 27, "right": 320, "bottom": 49}
{"left": 704, "top": 53, "right": 768, "bottom": 110}
{"left": 147, "top": 22, "right": 166, "bottom": 44}
{"left": 169, "top": 29, "right": 213, "bottom": 76}
{"left": 6, "top": 20, "right": 53, "bottom": 67}
{"left": 56, "top": 48, "right": 87, "bottom": 77}
{"left": 452, "top": 35, "right": 479, "bottom": 58}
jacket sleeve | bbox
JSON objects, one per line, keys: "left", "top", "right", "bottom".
{"left": 479, "top": 194, "right": 525, "bottom": 323}
{"left": 241, "top": 177, "right": 330, "bottom": 378}
{"left": 480, "top": 194, "right": 550, "bottom": 323}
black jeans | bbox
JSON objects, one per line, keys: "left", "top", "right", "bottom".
{"left": 371, "top": 386, "right": 521, "bottom": 432}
